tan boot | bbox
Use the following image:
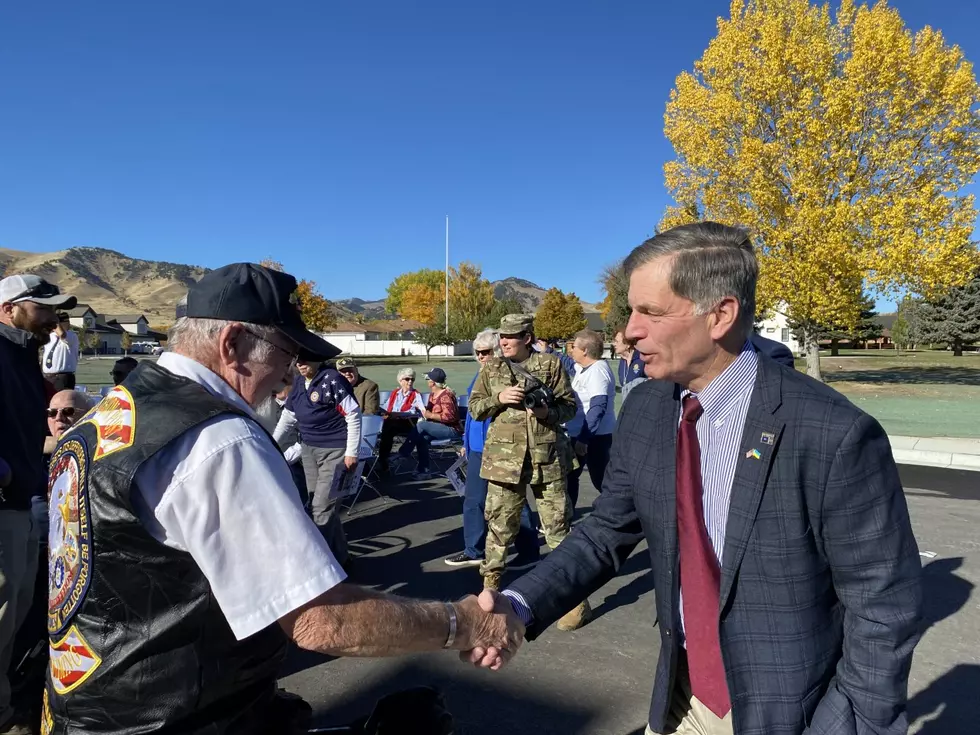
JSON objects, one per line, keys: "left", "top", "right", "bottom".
{"left": 483, "top": 572, "right": 502, "bottom": 591}
{"left": 557, "top": 600, "right": 592, "bottom": 631}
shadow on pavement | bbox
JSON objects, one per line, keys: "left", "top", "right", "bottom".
{"left": 307, "top": 660, "right": 603, "bottom": 734}
{"left": 920, "top": 557, "right": 974, "bottom": 633}
{"left": 908, "top": 664, "right": 980, "bottom": 734}
{"left": 904, "top": 558, "right": 978, "bottom": 733}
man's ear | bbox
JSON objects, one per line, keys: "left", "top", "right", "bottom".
{"left": 708, "top": 296, "right": 741, "bottom": 341}
{"left": 217, "top": 323, "right": 246, "bottom": 366}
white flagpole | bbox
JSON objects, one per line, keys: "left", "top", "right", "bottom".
{"left": 445, "top": 215, "right": 450, "bottom": 337}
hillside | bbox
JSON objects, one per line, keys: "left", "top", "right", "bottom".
{"left": 0, "top": 247, "right": 208, "bottom": 321}
{"left": 0, "top": 245, "right": 600, "bottom": 324}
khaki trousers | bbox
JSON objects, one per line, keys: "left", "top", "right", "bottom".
{"left": 646, "top": 655, "right": 734, "bottom": 735}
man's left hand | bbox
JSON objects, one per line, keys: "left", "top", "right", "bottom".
{"left": 344, "top": 455, "right": 358, "bottom": 470}
{"left": 574, "top": 441, "right": 588, "bottom": 457}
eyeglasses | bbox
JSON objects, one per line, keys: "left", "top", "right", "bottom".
{"left": 400, "top": 377, "right": 415, "bottom": 382}
{"left": 475, "top": 349, "right": 493, "bottom": 357}
{"left": 242, "top": 326, "right": 298, "bottom": 362}
{"left": 46, "top": 407, "right": 77, "bottom": 419}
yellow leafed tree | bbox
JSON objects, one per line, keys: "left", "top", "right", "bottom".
{"left": 662, "top": 0, "right": 980, "bottom": 379}
{"left": 400, "top": 284, "right": 444, "bottom": 325}
{"left": 535, "top": 288, "right": 588, "bottom": 341}
{"left": 448, "top": 261, "right": 496, "bottom": 322}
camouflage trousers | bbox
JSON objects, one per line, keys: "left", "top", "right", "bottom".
{"left": 480, "top": 475, "right": 569, "bottom": 580}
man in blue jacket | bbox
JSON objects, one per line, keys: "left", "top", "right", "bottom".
{"left": 444, "top": 329, "right": 540, "bottom": 570}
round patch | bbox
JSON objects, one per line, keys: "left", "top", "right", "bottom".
{"left": 48, "top": 437, "right": 93, "bottom": 635}
{"left": 310, "top": 391, "right": 320, "bottom": 403}
{"left": 631, "top": 363, "right": 640, "bottom": 374}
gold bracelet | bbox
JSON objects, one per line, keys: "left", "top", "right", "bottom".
{"left": 443, "top": 602, "right": 457, "bottom": 649}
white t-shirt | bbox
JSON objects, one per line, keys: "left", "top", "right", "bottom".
{"left": 43, "top": 330, "right": 79, "bottom": 374}
{"left": 566, "top": 359, "right": 617, "bottom": 439}
{"left": 132, "top": 352, "right": 346, "bottom": 640}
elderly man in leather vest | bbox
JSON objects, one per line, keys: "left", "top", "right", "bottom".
{"left": 468, "top": 314, "right": 590, "bottom": 630}
{"left": 43, "top": 264, "right": 522, "bottom": 735}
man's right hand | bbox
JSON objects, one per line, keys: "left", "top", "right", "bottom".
{"left": 497, "top": 386, "right": 525, "bottom": 407}
{"left": 454, "top": 590, "right": 524, "bottom": 671}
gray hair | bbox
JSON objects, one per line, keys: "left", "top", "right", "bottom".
{"left": 623, "top": 222, "right": 757, "bottom": 335}
{"left": 167, "top": 317, "right": 278, "bottom": 362}
{"left": 472, "top": 328, "right": 501, "bottom": 360}
{"left": 396, "top": 367, "right": 416, "bottom": 381}
{"left": 573, "top": 329, "right": 604, "bottom": 359}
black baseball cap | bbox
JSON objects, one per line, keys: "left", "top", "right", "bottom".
{"left": 424, "top": 367, "right": 447, "bottom": 383}
{"left": 185, "top": 263, "right": 341, "bottom": 361}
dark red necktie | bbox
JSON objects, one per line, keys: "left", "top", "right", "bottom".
{"left": 676, "top": 395, "right": 731, "bottom": 718}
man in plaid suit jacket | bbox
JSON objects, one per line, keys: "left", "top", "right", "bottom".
{"left": 475, "top": 223, "right": 922, "bottom": 735}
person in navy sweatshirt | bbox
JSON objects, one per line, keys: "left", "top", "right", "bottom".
{"left": 274, "top": 353, "right": 361, "bottom": 567}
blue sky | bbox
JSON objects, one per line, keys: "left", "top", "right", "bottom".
{"left": 0, "top": 1, "right": 976, "bottom": 308}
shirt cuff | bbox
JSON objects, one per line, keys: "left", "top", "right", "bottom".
{"left": 501, "top": 590, "right": 534, "bottom": 626}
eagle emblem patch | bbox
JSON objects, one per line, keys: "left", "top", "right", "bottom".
{"left": 48, "top": 438, "right": 93, "bottom": 635}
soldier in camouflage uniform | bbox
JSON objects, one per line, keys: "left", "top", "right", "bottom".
{"left": 468, "top": 314, "right": 592, "bottom": 631}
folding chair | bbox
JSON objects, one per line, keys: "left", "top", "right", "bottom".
{"left": 343, "top": 415, "right": 389, "bottom": 515}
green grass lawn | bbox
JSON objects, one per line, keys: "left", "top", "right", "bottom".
{"left": 75, "top": 350, "right": 980, "bottom": 438}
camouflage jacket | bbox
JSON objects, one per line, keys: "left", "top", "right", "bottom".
{"left": 468, "top": 351, "right": 577, "bottom": 484}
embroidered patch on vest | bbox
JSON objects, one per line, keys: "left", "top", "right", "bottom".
{"left": 40, "top": 689, "right": 53, "bottom": 735}
{"left": 310, "top": 390, "right": 320, "bottom": 403}
{"left": 76, "top": 386, "right": 136, "bottom": 461}
{"left": 48, "top": 438, "right": 93, "bottom": 635}
{"left": 49, "top": 625, "right": 103, "bottom": 695}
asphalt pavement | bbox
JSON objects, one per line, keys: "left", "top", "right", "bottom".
{"left": 280, "top": 461, "right": 980, "bottom": 734}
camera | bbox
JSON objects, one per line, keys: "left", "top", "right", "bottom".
{"left": 522, "top": 380, "right": 555, "bottom": 410}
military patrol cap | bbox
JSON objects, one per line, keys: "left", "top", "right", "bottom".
{"left": 499, "top": 313, "right": 534, "bottom": 336}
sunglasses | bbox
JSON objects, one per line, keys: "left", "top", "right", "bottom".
{"left": 400, "top": 377, "right": 415, "bottom": 382}
{"left": 46, "top": 407, "right": 77, "bottom": 419}
{"left": 475, "top": 349, "right": 493, "bottom": 357}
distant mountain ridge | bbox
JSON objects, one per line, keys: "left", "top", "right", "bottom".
{"left": 0, "top": 245, "right": 598, "bottom": 323}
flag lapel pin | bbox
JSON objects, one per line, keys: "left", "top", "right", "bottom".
{"left": 746, "top": 448, "right": 762, "bottom": 460}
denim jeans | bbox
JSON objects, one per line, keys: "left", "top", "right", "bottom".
{"left": 462, "top": 451, "right": 540, "bottom": 561}
{"left": 566, "top": 433, "right": 613, "bottom": 513}
{"left": 398, "top": 420, "right": 460, "bottom": 472}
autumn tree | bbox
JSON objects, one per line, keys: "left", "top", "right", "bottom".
{"left": 121, "top": 331, "right": 132, "bottom": 354}
{"left": 535, "top": 288, "right": 588, "bottom": 341}
{"left": 661, "top": 0, "right": 980, "bottom": 379}
{"left": 412, "top": 320, "right": 454, "bottom": 361}
{"left": 384, "top": 269, "right": 445, "bottom": 317}
{"left": 448, "top": 262, "right": 496, "bottom": 323}
{"left": 598, "top": 262, "right": 631, "bottom": 337}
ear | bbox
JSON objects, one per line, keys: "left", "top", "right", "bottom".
{"left": 0, "top": 302, "right": 14, "bottom": 318}
{"left": 217, "top": 323, "right": 247, "bottom": 367}
{"left": 707, "top": 296, "right": 741, "bottom": 340}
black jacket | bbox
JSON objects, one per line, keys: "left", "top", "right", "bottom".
{"left": 0, "top": 322, "right": 47, "bottom": 510}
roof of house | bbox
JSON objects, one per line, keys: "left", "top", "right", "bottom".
{"left": 67, "top": 304, "right": 96, "bottom": 317}
{"left": 104, "top": 314, "right": 147, "bottom": 324}
{"left": 875, "top": 313, "right": 897, "bottom": 330}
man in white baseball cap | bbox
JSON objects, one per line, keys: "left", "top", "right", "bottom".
{"left": 0, "top": 273, "right": 75, "bottom": 733}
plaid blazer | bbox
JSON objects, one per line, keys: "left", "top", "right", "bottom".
{"left": 508, "top": 352, "right": 922, "bottom": 735}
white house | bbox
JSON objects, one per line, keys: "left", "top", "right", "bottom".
{"left": 755, "top": 304, "right": 801, "bottom": 356}
{"left": 321, "top": 320, "right": 471, "bottom": 357}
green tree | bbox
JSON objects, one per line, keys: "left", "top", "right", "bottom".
{"left": 918, "top": 277, "right": 980, "bottom": 356}
{"left": 413, "top": 320, "right": 454, "bottom": 361}
{"left": 535, "top": 288, "right": 588, "bottom": 341}
{"left": 889, "top": 313, "right": 909, "bottom": 354}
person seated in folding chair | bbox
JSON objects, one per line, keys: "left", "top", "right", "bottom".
{"left": 394, "top": 367, "right": 462, "bottom": 480}
{"left": 274, "top": 354, "right": 360, "bottom": 569}
{"left": 377, "top": 367, "right": 426, "bottom": 473}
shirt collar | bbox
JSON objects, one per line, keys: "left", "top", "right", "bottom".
{"left": 0, "top": 321, "right": 37, "bottom": 348}
{"left": 158, "top": 351, "right": 258, "bottom": 421}
{"left": 682, "top": 340, "right": 758, "bottom": 419}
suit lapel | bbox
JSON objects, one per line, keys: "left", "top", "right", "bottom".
{"left": 718, "top": 357, "right": 785, "bottom": 612}
{"left": 661, "top": 385, "right": 682, "bottom": 565}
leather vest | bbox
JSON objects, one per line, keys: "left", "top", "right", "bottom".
{"left": 44, "top": 362, "right": 288, "bottom": 734}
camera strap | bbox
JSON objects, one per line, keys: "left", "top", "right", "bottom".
{"left": 503, "top": 357, "right": 541, "bottom": 388}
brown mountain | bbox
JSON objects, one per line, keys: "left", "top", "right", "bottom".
{"left": 0, "top": 246, "right": 207, "bottom": 322}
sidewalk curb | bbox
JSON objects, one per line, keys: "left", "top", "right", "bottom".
{"left": 891, "top": 435, "right": 980, "bottom": 473}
